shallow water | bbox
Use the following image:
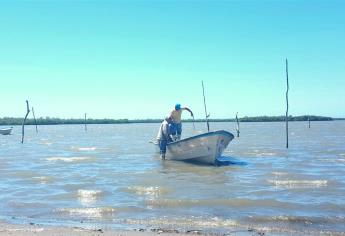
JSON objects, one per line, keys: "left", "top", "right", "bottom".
{"left": 0, "top": 121, "right": 345, "bottom": 234}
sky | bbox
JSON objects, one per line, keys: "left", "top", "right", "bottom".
{"left": 0, "top": 0, "right": 344, "bottom": 119}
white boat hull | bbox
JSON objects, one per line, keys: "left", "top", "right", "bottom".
{"left": 156, "top": 130, "right": 234, "bottom": 165}
{"left": 0, "top": 127, "right": 13, "bottom": 135}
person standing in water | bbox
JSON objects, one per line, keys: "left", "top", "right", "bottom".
{"left": 168, "top": 103, "right": 194, "bottom": 140}
{"left": 156, "top": 117, "right": 173, "bottom": 159}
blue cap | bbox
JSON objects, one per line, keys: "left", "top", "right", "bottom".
{"left": 175, "top": 104, "right": 181, "bottom": 110}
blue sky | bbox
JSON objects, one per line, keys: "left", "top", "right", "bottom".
{"left": 0, "top": 0, "right": 344, "bottom": 119}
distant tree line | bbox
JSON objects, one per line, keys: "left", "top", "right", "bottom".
{"left": 0, "top": 115, "right": 335, "bottom": 126}
{"left": 238, "top": 115, "right": 333, "bottom": 122}
{"left": 0, "top": 117, "right": 131, "bottom": 125}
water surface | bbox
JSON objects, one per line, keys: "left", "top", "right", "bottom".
{"left": 1, "top": 121, "right": 344, "bottom": 234}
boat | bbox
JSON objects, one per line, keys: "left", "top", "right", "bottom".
{"left": 154, "top": 130, "right": 234, "bottom": 165}
{"left": 0, "top": 127, "right": 13, "bottom": 135}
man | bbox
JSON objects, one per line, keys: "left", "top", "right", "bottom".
{"left": 168, "top": 103, "right": 193, "bottom": 140}
{"left": 156, "top": 117, "right": 173, "bottom": 159}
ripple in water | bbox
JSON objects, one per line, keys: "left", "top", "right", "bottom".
{"left": 124, "top": 186, "right": 168, "bottom": 197}
{"left": 267, "top": 179, "right": 328, "bottom": 188}
{"left": 45, "top": 156, "right": 95, "bottom": 163}
{"left": 71, "top": 146, "right": 98, "bottom": 151}
{"left": 32, "top": 176, "right": 54, "bottom": 184}
{"left": 77, "top": 189, "right": 103, "bottom": 206}
{"left": 144, "top": 198, "right": 291, "bottom": 208}
{"left": 57, "top": 207, "right": 115, "bottom": 218}
{"left": 122, "top": 216, "right": 256, "bottom": 235}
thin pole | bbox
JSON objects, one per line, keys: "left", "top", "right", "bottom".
{"left": 84, "top": 113, "right": 87, "bottom": 131}
{"left": 236, "top": 112, "right": 240, "bottom": 138}
{"left": 21, "top": 100, "right": 30, "bottom": 143}
{"left": 32, "top": 107, "right": 38, "bottom": 133}
{"left": 308, "top": 116, "right": 311, "bottom": 128}
{"left": 285, "top": 59, "right": 289, "bottom": 149}
{"left": 202, "top": 80, "right": 210, "bottom": 132}
{"left": 192, "top": 116, "right": 196, "bottom": 131}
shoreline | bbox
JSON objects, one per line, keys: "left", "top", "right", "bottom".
{"left": 0, "top": 221, "right": 262, "bottom": 236}
{"left": 3, "top": 220, "right": 343, "bottom": 236}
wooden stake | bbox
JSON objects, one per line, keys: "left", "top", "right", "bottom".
{"left": 84, "top": 113, "right": 87, "bottom": 131}
{"left": 202, "top": 81, "right": 210, "bottom": 132}
{"left": 285, "top": 59, "right": 289, "bottom": 149}
{"left": 32, "top": 107, "right": 38, "bottom": 133}
{"left": 236, "top": 112, "right": 240, "bottom": 137}
{"left": 308, "top": 116, "right": 311, "bottom": 128}
{"left": 21, "top": 100, "right": 30, "bottom": 143}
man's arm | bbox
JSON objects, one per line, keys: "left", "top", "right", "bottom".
{"left": 182, "top": 107, "right": 194, "bottom": 117}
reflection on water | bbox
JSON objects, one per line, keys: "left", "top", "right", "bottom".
{"left": 215, "top": 156, "right": 248, "bottom": 166}
{"left": 1, "top": 121, "right": 345, "bottom": 234}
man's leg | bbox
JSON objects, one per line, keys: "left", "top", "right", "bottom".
{"left": 159, "top": 139, "right": 167, "bottom": 159}
{"left": 169, "top": 123, "right": 178, "bottom": 141}
{"left": 176, "top": 123, "right": 182, "bottom": 140}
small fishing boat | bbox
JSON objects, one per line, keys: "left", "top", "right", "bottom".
{"left": 154, "top": 130, "right": 234, "bottom": 165}
{"left": 0, "top": 127, "right": 13, "bottom": 135}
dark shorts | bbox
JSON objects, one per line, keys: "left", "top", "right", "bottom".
{"left": 170, "top": 123, "right": 182, "bottom": 135}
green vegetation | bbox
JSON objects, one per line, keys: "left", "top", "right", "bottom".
{"left": 0, "top": 115, "right": 335, "bottom": 126}
{"left": 0, "top": 117, "right": 130, "bottom": 126}
{"left": 238, "top": 115, "right": 333, "bottom": 122}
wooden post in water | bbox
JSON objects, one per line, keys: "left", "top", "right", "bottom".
{"left": 236, "top": 112, "right": 240, "bottom": 137}
{"left": 84, "top": 113, "right": 87, "bottom": 131}
{"left": 308, "top": 116, "right": 311, "bottom": 128}
{"left": 285, "top": 59, "right": 289, "bottom": 149}
{"left": 32, "top": 107, "right": 38, "bottom": 133}
{"left": 201, "top": 80, "right": 210, "bottom": 132}
{"left": 21, "top": 100, "right": 30, "bottom": 143}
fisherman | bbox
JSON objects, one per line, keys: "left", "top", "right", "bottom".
{"left": 156, "top": 117, "right": 173, "bottom": 159}
{"left": 168, "top": 103, "right": 194, "bottom": 140}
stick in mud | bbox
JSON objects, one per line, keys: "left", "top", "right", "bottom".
{"left": 285, "top": 59, "right": 289, "bottom": 149}
{"left": 236, "top": 112, "right": 240, "bottom": 137}
{"left": 201, "top": 80, "right": 210, "bottom": 132}
{"left": 84, "top": 113, "right": 87, "bottom": 131}
{"left": 32, "top": 107, "right": 38, "bottom": 133}
{"left": 21, "top": 100, "right": 30, "bottom": 143}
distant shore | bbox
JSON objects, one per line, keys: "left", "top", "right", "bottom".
{"left": 0, "top": 115, "right": 339, "bottom": 126}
